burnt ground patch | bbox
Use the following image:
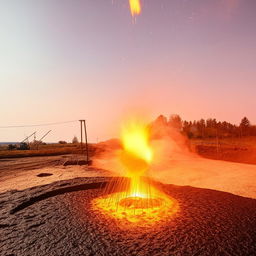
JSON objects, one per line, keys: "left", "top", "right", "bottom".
{"left": 0, "top": 177, "right": 256, "bottom": 256}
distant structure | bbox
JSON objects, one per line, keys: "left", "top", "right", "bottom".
{"left": 19, "top": 131, "right": 37, "bottom": 150}
{"left": 79, "top": 120, "right": 89, "bottom": 164}
{"left": 35, "top": 130, "right": 51, "bottom": 149}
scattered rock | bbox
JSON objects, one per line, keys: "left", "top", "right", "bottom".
{"left": 37, "top": 173, "right": 53, "bottom": 177}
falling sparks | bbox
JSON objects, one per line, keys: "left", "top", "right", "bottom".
{"left": 92, "top": 120, "right": 179, "bottom": 227}
{"left": 129, "top": 0, "right": 142, "bottom": 17}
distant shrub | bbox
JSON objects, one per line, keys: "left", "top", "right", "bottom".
{"left": 19, "top": 142, "right": 30, "bottom": 150}
{"left": 8, "top": 144, "right": 17, "bottom": 150}
{"left": 72, "top": 136, "right": 79, "bottom": 144}
{"left": 58, "top": 140, "right": 67, "bottom": 144}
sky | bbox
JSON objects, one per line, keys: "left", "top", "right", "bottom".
{"left": 0, "top": 0, "right": 256, "bottom": 142}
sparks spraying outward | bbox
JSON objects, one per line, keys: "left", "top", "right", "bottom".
{"left": 129, "top": 0, "right": 142, "bottom": 17}
{"left": 93, "top": 120, "right": 178, "bottom": 226}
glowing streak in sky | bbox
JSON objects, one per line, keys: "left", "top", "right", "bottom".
{"left": 129, "top": 0, "right": 142, "bottom": 17}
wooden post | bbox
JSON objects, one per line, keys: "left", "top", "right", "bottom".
{"left": 83, "top": 120, "right": 89, "bottom": 163}
{"left": 79, "top": 119, "right": 89, "bottom": 164}
{"left": 79, "top": 120, "right": 83, "bottom": 150}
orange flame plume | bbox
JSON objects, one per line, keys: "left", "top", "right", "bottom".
{"left": 92, "top": 120, "right": 178, "bottom": 226}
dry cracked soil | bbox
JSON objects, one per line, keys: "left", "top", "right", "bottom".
{"left": 1, "top": 177, "right": 256, "bottom": 256}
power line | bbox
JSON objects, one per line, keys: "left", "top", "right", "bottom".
{"left": 0, "top": 120, "right": 78, "bottom": 128}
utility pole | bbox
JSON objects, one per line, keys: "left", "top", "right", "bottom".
{"left": 79, "top": 120, "right": 89, "bottom": 163}
{"left": 79, "top": 120, "right": 83, "bottom": 150}
{"left": 84, "top": 120, "right": 89, "bottom": 163}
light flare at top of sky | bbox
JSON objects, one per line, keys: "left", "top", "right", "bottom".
{"left": 129, "top": 0, "right": 142, "bottom": 17}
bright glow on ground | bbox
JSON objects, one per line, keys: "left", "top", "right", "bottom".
{"left": 93, "top": 193, "right": 177, "bottom": 224}
{"left": 92, "top": 181, "right": 179, "bottom": 226}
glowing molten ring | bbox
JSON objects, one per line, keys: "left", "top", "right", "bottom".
{"left": 118, "top": 196, "right": 163, "bottom": 209}
{"left": 92, "top": 191, "right": 179, "bottom": 226}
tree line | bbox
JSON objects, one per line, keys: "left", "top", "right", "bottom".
{"left": 153, "top": 115, "right": 256, "bottom": 139}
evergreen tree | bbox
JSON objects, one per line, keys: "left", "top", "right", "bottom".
{"left": 240, "top": 117, "right": 250, "bottom": 128}
{"left": 240, "top": 117, "right": 251, "bottom": 136}
{"left": 72, "top": 136, "right": 79, "bottom": 144}
{"left": 169, "top": 114, "right": 182, "bottom": 130}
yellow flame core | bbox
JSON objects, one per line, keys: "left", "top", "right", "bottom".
{"left": 121, "top": 122, "right": 152, "bottom": 167}
{"left": 93, "top": 121, "right": 178, "bottom": 226}
{"left": 129, "top": 0, "right": 141, "bottom": 17}
{"left": 120, "top": 122, "right": 153, "bottom": 196}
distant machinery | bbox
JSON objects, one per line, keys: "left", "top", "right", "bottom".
{"left": 35, "top": 130, "right": 52, "bottom": 149}
{"left": 18, "top": 131, "right": 37, "bottom": 150}
{"left": 8, "top": 130, "right": 52, "bottom": 151}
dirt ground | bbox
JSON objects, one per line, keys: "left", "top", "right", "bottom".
{"left": 1, "top": 177, "right": 256, "bottom": 256}
{"left": 1, "top": 155, "right": 256, "bottom": 255}
{"left": 1, "top": 154, "right": 256, "bottom": 199}
{"left": 0, "top": 155, "right": 111, "bottom": 193}
{"left": 196, "top": 145, "right": 256, "bottom": 165}
{"left": 149, "top": 155, "right": 256, "bottom": 199}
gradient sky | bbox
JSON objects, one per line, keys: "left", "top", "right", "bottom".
{"left": 0, "top": 0, "right": 256, "bottom": 142}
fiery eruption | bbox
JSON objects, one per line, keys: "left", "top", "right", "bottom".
{"left": 129, "top": 0, "right": 141, "bottom": 17}
{"left": 93, "top": 120, "right": 178, "bottom": 226}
